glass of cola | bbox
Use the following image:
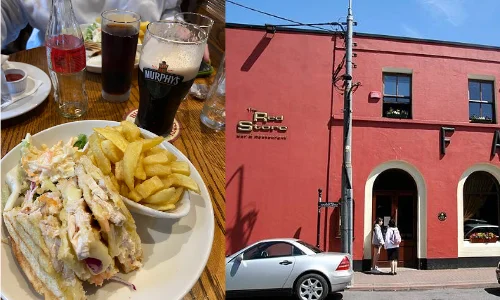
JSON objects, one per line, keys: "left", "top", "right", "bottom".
{"left": 101, "top": 9, "right": 140, "bottom": 102}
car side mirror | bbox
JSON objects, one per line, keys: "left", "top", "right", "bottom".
{"left": 236, "top": 253, "right": 243, "bottom": 262}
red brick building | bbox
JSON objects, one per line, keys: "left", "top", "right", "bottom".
{"left": 226, "top": 23, "right": 500, "bottom": 270}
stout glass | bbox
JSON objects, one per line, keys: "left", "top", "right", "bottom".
{"left": 136, "top": 21, "right": 208, "bottom": 135}
{"left": 101, "top": 10, "right": 140, "bottom": 102}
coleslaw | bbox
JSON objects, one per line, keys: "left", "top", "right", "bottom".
{"left": 84, "top": 22, "right": 101, "bottom": 43}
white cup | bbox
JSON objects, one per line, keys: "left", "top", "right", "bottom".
{"left": 4, "top": 68, "right": 27, "bottom": 94}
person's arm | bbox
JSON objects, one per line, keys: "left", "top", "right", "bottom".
{"left": 160, "top": 0, "right": 197, "bottom": 20}
{"left": 384, "top": 228, "right": 392, "bottom": 248}
{"left": 159, "top": 0, "right": 210, "bottom": 62}
{"left": 375, "top": 226, "right": 384, "bottom": 245}
{"left": 1, "top": 0, "right": 28, "bottom": 48}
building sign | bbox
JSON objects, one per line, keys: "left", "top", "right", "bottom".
{"left": 236, "top": 108, "right": 288, "bottom": 140}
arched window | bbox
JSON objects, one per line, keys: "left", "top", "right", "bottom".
{"left": 463, "top": 171, "right": 500, "bottom": 240}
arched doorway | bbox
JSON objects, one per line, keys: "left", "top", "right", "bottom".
{"left": 373, "top": 168, "right": 418, "bottom": 268}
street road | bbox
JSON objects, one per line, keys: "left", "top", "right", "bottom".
{"left": 238, "top": 287, "right": 500, "bottom": 300}
{"left": 341, "top": 287, "right": 500, "bottom": 300}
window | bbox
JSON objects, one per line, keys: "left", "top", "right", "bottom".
{"left": 242, "top": 244, "right": 265, "bottom": 260}
{"left": 296, "top": 241, "right": 323, "bottom": 254}
{"left": 469, "top": 80, "right": 495, "bottom": 123}
{"left": 383, "top": 73, "right": 412, "bottom": 119}
{"left": 293, "top": 246, "right": 305, "bottom": 256}
{"left": 242, "top": 242, "right": 297, "bottom": 260}
{"left": 463, "top": 171, "right": 499, "bottom": 241}
{"left": 261, "top": 242, "right": 293, "bottom": 258}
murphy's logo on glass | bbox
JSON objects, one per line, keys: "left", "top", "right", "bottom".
{"left": 236, "top": 108, "right": 288, "bottom": 140}
{"left": 144, "top": 61, "right": 183, "bottom": 86}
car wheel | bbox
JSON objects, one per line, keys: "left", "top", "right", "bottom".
{"left": 295, "top": 273, "right": 329, "bottom": 300}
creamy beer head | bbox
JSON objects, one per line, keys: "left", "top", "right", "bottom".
{"left": 136, "top": 21, "right": 208, "bottom": 135}
{"left": 139, "top": 38, "right": 201, "bottom": 82}
{"left": 139, "top": 21, "right": 207, "bottom": 82}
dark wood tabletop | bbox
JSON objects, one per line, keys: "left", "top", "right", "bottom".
{"left": 1, "top": 46, "right": 225, "bottom": 300}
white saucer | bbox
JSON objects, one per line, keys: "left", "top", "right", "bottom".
{"left": 1, "top": 62, "right": 51, "bottom": 121}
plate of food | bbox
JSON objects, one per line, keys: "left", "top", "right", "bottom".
{"left": 1, "top": 120, "right": 214, "bottom": 300}
{"left": 80, "top": 20, "right": 148, "bottom": 73}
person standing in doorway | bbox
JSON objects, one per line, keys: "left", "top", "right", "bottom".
{"left": 384, "top": 219, "right": 401, "bottom": 275}
{"left": 371, "top": 217, "right": 384, "bottom": 273}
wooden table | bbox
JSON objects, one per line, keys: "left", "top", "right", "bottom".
{"left": 1, "top": 47, "right": 225, "bottom": 300}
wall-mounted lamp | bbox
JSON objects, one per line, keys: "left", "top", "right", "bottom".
{"left": 265, "top": 24, "right": 276, "bottom": 35}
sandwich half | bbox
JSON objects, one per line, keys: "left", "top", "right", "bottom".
{"left": 2, "top": 137, "right": 143, "bottom": 300}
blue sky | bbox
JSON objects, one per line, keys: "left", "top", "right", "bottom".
{"left": 227, "top": 0, "right": 500, "bottom": 47}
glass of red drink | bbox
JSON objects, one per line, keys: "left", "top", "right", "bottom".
{"left": 101, "top": 10, "right": 140, "bottom": 102}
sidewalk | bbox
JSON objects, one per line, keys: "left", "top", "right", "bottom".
{"left": 350, "top": 267, "right": 498, "bottom": 291}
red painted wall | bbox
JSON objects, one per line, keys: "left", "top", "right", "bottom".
{"left": 226, "top": 26, "right": 500, "bottom": 262}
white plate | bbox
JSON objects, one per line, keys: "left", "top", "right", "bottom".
{"left": 1, "top": 62, "right": 51, "bottom": 121}
{"left": 1, "top": 120, "right": 214, "bottom": 300}
{"left": 80, "top": 24, "right": 141, "bottom": 74}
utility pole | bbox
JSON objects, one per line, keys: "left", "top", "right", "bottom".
{"left": 340, "top": 0, "right": 354, "bottom": 257}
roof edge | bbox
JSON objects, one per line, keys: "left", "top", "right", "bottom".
{"left": 226, "top": 23, "right": 500, "bottom": 51}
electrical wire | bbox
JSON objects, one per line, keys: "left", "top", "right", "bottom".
{"left": 227, "top": 0, "right": 345, "bottom": 32}
{"left": 227, "top": 1, "right": 358, "bottom": 94}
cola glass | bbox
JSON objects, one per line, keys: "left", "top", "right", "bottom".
{"left": 136, "top": 21, "right": 208, "bottom": 135}
{"left": 101, "top": 10, "right": 140, "bottom": 102}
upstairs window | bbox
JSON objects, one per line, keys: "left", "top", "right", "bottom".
{"left": 383, "top": 74, "right": 412, "bottom": 119}
{"left": 469, "top": 80, "right": 495, "bottom": 124}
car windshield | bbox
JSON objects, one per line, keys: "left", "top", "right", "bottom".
{"left": 297, "top": 241, "right": 323, "bottom": 253}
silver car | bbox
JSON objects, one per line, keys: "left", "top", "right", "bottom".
{"left": 226, "top": 238, "right": 353, "bottom": 300}
{"left": 496, "top": 261, "right": 500, "bottom": 284}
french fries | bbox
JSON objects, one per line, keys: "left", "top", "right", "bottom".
{"left": 143, "top": 152, "right": 170, "bottom": 165}
{"left": 169, "top": 161, "right": 190, "bottom": 176}
{"left": 143, "top": 187, "right": 175, "bottom": 204}
{"left": 123, "top": 141, "right": 142, "bottom": 190}
{"left": 140, "top": 136, "right": 164, "bottom": 151}
{"left": 101, "top": 139, "right": 122, "bottom": 163}
{"left": 94, "top": 127, "right": 129, "bottom": 152}
{"left": 89, "top": 134, "right": 111, "bottom": 175}
{"left": 135, "top": 176, "right": 164, "bottom": 199}
{"left": 167, "top": 174, "right": 200, "bottom": 194}
{"left": 121, "top": 120, "right": 141, "bottom": 142}
{"left": 144, "top": 164, "right": 172, "bottom": 177}
{"left": 85, "top": 120, "right": 200, "bottom": 212}
{"left": 134, "top": 154, "right": 147, "bottom": 180}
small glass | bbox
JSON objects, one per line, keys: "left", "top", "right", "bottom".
{"left": 174, "top": 12, "right": 214, "bottom": 35}
{"left": 200, "top": 55, "right": 225, "bottom": 131}
{"left": 101, "top": 10, "right": 140, "bottom": 102}
{"left": 175, "top": 12, "right": 214, "bottom": 100}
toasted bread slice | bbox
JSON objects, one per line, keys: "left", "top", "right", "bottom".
{"left": 4, "top": 210, "right": 86, "bottom": 300}
{"left": 10, "top": 237, "right": 59, "bottom": 300}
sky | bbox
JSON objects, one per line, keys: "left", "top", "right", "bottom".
{"left": 226, "top": 0, "right": 500, "bottom": 47}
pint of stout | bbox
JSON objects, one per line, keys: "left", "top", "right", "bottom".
{"left": 136, "top": 21, "right": 208, "bottom": 135}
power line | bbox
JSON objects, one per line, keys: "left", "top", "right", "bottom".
{"left": 227, "top": 0, "right": 344, "bottom": 32}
